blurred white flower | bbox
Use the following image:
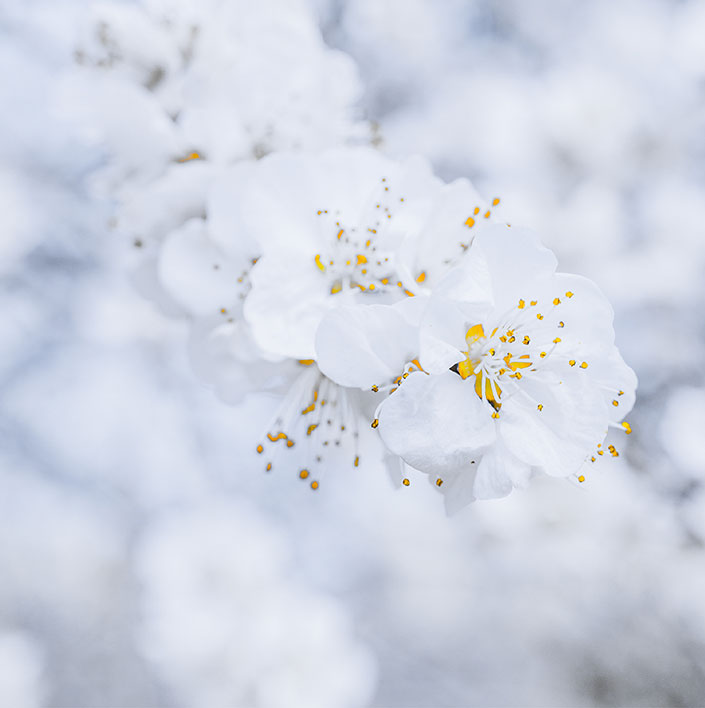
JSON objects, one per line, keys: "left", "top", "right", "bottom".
{"left": 331, "top": 225, "right": 636, "bottom": 510}
{"left": 136, "top": 503, "right": 376, "bottom": 708}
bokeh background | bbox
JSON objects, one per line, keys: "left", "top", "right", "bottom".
{"left": 2, "top": 0, "right": 705, "bottom": 706}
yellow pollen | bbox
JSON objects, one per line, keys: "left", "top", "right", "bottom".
{"left": 356, "top": 254, "right": 367, "bottom": 265}
{"left": 435, "top": 478, "right": 444, "bottom": 488}
{"left": 369, "top": 283, "right": 376, "bottom": 291}
{"left": 402, "top": 478, "right": 410, "bottom": 486}
{"left": 465, "top": 216, "right": 475, "bottom": 228}
{"left": 266, "top": 462, "right": 272, "bottom": 471}
{"left": 371, "top": 418, "right": 379, "bottom": 429}
{"left": 365, "top": 239, "right": 371, "bottom": 247}
{"left": 553, "top": 298, "right": 561, "bottom": 305}
{"left": 622, "top": 421, "right": 632, "bottom": 434}
{"left": 569, "top": 360, "right": 576, "bottom": 367}
{"left": 310, "top": 480, "right": 319, "bottom": 490}
{"left": 416, "top": 271, "right": 426, "bottom": 283}
{"left": 491, "top": 412, "right": 500, "bottom": 419}
{"left": 580, "top": 362, "right": 588, "bottom": 369}
{"left": 492, "top": 197, "right": 500, "bottom": 206}
{"left": 337, "top": 229, "right": 344, "bottom": 240}
{"left": 591, "top": 456, "right": 596, "bottom": 462}
{"left": 286, "top": 440, "right": 294, "bottom": 448}
{"left": 540, "top": 352, "right": 547, "bottom": 358}
{"left": 553, "top": 338, "right": 561, "bottom": 344}
{"left": 578, "top": 475, "right": 585, "bottom": 483}
{"left": 618, "top": 390, "right": 624, "bottom": 396}
{"left": 612, "top": 400, "right": 619, "bottom": 406}
{"left": 537, "top": 313, "right": 544, "bottom": 320}
{"left": 256, "top": 445, "right": 263, "bottom": 454}
{"left": 537, "top": 404, "right": 543, "bottom": 411}
{"left": 474, "top": 206, "right": 480, "bottom": 215}
{"left": 177, "top": 151, "right": 201, "bottom": 162}
{"left": 354, "top": 456, "right": 359, "bottom": 467}
{"left": 484, "top": 210, "right": 491, "bottom": 218}
{"left": 530, "top": 300, "right": 537, "bottom": 306}
{"left": 314, "top": 254, "right": 325, "bottom": 272}
{"left": 306, "top": 424, "right": 318, "bottom": 436}
{"left": 346, "top": 259, "right": 351, "bottom": 266}
{"left": 558, "top": 321, "right": 565, "bottom": 328}
{"left": 298, "top": 359, "right": 315, "bottom": 366}
{"left": 371, "top": 385, "right": 379, "bottom": 392}
{"left": 301, "top": 403, "right": 315, "bottom": 414}
{"left": 404, "top": 289, "right": 415, "bottom": 297}
{"left": 299, "top": 469, "right": 309, "bottom": 479}
{"left": 397, "top": 281, "right": 403, "bottom": 287}
{"left": 267, "top": 432, "right": 287, "bottom": 442}
{"left": 381, "top": 278, "right": 389, "bottom": 285}
{"left": 566, "top": 291, "right": 574, "bottom": 298}
{"left": 518, "top": 299, "right": 525, "bottom": 309}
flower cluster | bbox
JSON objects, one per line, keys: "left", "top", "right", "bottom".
{"left": 155, "top": 147, "right": 637, "bottom": 511}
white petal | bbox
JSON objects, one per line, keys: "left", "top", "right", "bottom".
{"left": 500, "top": 372, "right": 607, "bottom": 477}
{"left": 315, "top": 304, "right": 418, "bottom": 389}
{"left": 244, "top": 250, "right": 332, "bottom": 360}
{"left": 473, "top": 443, "right": 531, "bottom": 500}
{"left": 378, "top": 371, "right": 495, "bottom": 474}
{"left": 158, "top": 218, "right": 247, "bottom": 317}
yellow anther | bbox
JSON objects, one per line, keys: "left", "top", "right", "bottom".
{"left": 558, "top": 321, "right": 565, "bottom": 328}
{"left": 256, "top": 445, "right": 264, "bottom": 454}
{"left": 591, "top": 456, "right": 596, "bottom": 462}
{"left": 337, "top": 229, "right": 344, "bottom": 240}
{"left": 381, "top": 278, "right": 389, "bottom": 285}
{"left": 404, "top": 289, "right": 415, "bottom": 297}
{"left": 465, "top": 216, "right": 475, "bottom": 228}
{"left": 436, "top": 478, "right": 443, "bottom": 487}
{"left": 578, "top": 475, "right": 585, "bottom": 483}
{"left": 402, "top": 478, "right": 410, "bottom": 486}
{"left": 508, "top": 336, "right": 516, "bottom": 343}
{"left": 474, "top": 206, "right": 480, "bottom": 215}
{"left": 491, "top": 411, "right": 500, "bottom": 419}
{"left": 530, "top": 300, "right": 537, "bottom": 306}
{"left": 553, "top": 298, "right": 561, "bottom": 305}
{"left": 356, "top": 254, "right": 367, "bottom": 265}
{"left": 365, "top": 239, "right": 371, "bottom": 247}
{"left": 266, "top": 462, "right": 272, "bottom": 471}
{"left": 310, "top": 480, "right": 319, "bottom": 490}
{"left": 286, "top": 439, "right": 294, "bottom": 448}
{"left": 314, "top": 254, "right": 325, "bottom": 272}
{"left": 484, "top": 210, "right": 491, "bottom": 218}
{"left": 580, "top": 362, "right": 588, "bottom": 369}
{"left": 566, "top": 291, "right": 574, "bottom": 298}
{"left": 397, "top": 281, "right": 403, "bottom": 287}
{"left": 371, "top": 418, "right": 379, "bottom": 429}
{"left": 306, "top": 424, "right": 318, "bottom": 436}
{"left": 301, "top": 403, "right": 315, "bottom": 415}
{"left": 553, "top": 338, "right": 561, "bottom": 344}
{"left": 299, "top": 469, "right": 309, "bottom": 479}
{"left": 354, "top": 456, "right": 360, "bottom": 467}
{"left": 267, "top": 432, "right": 287, "bottom": 442}
{"left": 416, "top": 271, "right": 426, "bottom": 283}
{"left": 492, "top": 197, "right": 500, "bottom": 206}
{"left": 618, "top": 390, "right": 624, "bottom": 396}
{"left": 518, "top": 299, "right": 525, "bottom": 309}
{"left": 622, "top": 421, "right": 632, "bottom": 434}
{"left": 540, "top": 352, "right": 547, "bottom": 358}
{"left": 537, "top": 313, "right": 544, "bottom": 320}
{"left": 489, "top": 348, "right": 495, "bottom": 355}
{"left": 612, "top": 400, "right": 619, "bottom": 406}
{"left": 371, "top": 385, "right": 379, "bottom": 392}
{"left": 298, "top": 359, "right": 315, "bottom": 366}
{"left": 569, "top": 360, "right": 576, "bottom": 367}
{"left": 220, "top": 308, "right": 226, "bottom": 314}
{"left": 177, "top": 151, "right": 201, "bottom": 162}
{"left": 369, "top": 283, "right": 376, "bottom": 291}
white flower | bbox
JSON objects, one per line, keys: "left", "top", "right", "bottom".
{"left": 242, "top": 147, "right": 500, "bottom": 360}
{"left": 158, "top": 147, "right": 500, "bottom": 488}
{"left": 317, "top": 225, "right": 637, "bottom": 510}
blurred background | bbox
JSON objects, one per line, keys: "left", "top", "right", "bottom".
{"left": 1, "top": 0, "right": 705, "bottom": 705}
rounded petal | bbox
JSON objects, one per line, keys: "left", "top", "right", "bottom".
{"left": 473, "top": 443, "right": 532, "bottom": 500}
{"left": 158, "top": 218, "right": 246, "bottom": 317}
{"left": 315, "top": 304, "right": 418, "bottom": 389}
{"left": 500, "top": 372, "right": 607, "bottom": 477}
{"left": 378, "top": 371, "right": 495, "bottom": 474}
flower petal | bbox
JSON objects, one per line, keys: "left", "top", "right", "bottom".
{"left": 377, "top": 371, "right": 495, "bottom": 474}
{"left": 315, "top": 304, "right": 419, "bottom": 389}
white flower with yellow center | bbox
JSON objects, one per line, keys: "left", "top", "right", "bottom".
{"left": 315, "top": 225, "right": 636, "bottom": 510}
{"left": 186, "top": 147, "right": 500, "bottom": 487}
